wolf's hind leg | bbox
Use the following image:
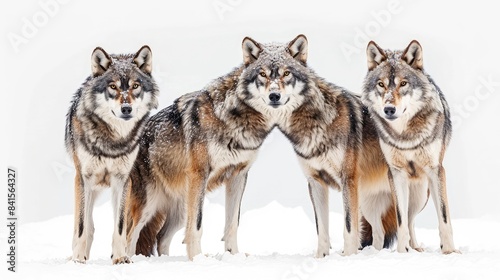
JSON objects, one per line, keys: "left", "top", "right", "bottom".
{"left": 184, "top": 170, "right": 208, "bottom": 260}
{"left": 157, "top": 199, "right": 185, "bottom": 256}
{"left": 127, "top": 185, "right": 164, "bottom": 257}
{"left": 360, "top": 191, "right": 392, "bottom": 250}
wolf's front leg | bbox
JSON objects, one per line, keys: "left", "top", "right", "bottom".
{"left": 111, "top": 177, "right": 131, "bottom": 264}
{"left": 427, "top": 165, "right": 459, "bottom": 254}
{"left": 388, "top": 168, "right": 411, "bottom": 253}
{"left": 408, "top": 180, "right": 429, "bottom": 252}
{"left": 308, "top": 179, "right": 330, "bottom": 258}
{"left": 222, "top": 171, "right": 248, "bottom": 254}
{"left": 72, "top": 175, "right": 97, "bottom": 263}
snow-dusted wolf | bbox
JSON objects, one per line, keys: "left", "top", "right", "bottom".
{"left": 126, "top": 36, "right": 312, "bottom": 260}
{"left": 65, "top": 46, "right": 159, "bottom": 264}
{"left": 360, "top": 40, "right": 459, "bottom": 254}
{"left": 261, "top": 35, "right": 365, "bottom": 257}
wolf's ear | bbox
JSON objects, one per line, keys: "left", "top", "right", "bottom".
{"left": 366, "top": 41, "right": 387, "bottom": 71}
{"left": 91, "top": 47, "right": 111, "bottom": 77}
{"left": 401, "top": 40, "right": 423, "bottom": 70}
{"left": 133, "top": 45, "right": 153, "bottom": 74}
{"left": 288, "top": 34, "right": 308, "bottom": 64}
{"left": 242, "top": 37, "right": 262, "bottom": 65}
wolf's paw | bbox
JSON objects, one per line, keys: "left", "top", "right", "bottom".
{"left": 187, "top": 245, "right": 202, "bottom": 261}
{"left": 112, "top": 256, "right": 132, "bottom": 265}
{"left": 397, "top": 245, "right": 410, "bottom": 253}
{"left": 442, "top": 248, "right": 461, "bottom": 255}
{"left": 343, "top": 245, "right": 359, "bottom": 256}
{"left": 441, "top": 243, "right": 461, "bottom": 254}
{"left": 71, "top": 254, "right": 87, "bottom": 264}
{"left": 315, "top": 249, "right": 329, "bottom": 258}
{"left": 413, "top": 247, "right": 425, "bottom": 252}
{"left": 225, "top": 247, "right": 239, "bottom": 255}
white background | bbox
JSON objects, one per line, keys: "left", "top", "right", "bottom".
{"left": 2, "top": 0, "right": 499, "bottom": 226}
{"left": 1, "top": 0, "right": 500, "bottom": 279}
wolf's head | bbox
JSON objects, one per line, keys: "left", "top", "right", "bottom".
{"left": 363, "top": 40, "right": 431, "bottom": 121}
{"left": 87, "top": 46, "right": 159, "bottom": 122}
{"left": 237, "top": 35, "right": 311, "bottom": 112}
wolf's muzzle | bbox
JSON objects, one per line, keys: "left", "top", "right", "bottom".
{"left": 121, "top": 103, "right": 132, "bottom": 118}
{"left": 269, "top": 92, "right": 282, "bottom": 108}
{"left": 383, "top": 105, "right": 397, "bottom": 120}
{"left": 269, "top": 92, "right": 281, "bottom": 102}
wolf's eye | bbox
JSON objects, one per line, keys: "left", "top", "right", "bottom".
{"left": 283, "top": 71, "right": 290, "bottom": 77}
{"left": 259, "top": 72, "right": 267, "bottom": 78}
{"left": 400, "top": 81, "right": 407, "bottom": 87}
{"left": 133, "top": 83, "right": 140, "bottom": 89}
{"left": 377, "top": 82, "right": 385, "bottom": 88}
{"left": 109, "top": 84, "right": 117, "bottom": 90}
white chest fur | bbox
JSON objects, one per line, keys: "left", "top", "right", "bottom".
{"left": 297, "top": 146, "right": 346, "bottom": 187}
{"left": 380, "top": 139, "right": 442, "bottom": 171}
{"left": 208, "top": 142, "right": 258, "bottom": 170}
{"left": 76, "top": 145, "right": 139, "bottom": 187}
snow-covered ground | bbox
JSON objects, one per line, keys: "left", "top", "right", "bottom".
{"left": 2, "top": 0, "right": 500, "bottom": 279}
{"left": 5, "top": 201, "right": 500, "bottom": 279}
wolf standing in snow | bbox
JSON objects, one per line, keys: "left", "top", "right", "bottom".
{"left": 252, "top": 35, "right": 365, "bottom": 257}
{"left": 65, "top": 46, "right": 159, "bottom": 264}
{"left": 126, "top": 36, "right": 313, "bottom": 260}
{"left": 361, "top": 40, "right": 459, "bottom": 254}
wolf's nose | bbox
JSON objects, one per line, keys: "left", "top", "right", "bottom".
{"left": 384, "top": 105, "right": 396, "bottom": 117}
{"left": 121, "top": 104, "right": 132, "bottom": 115}
{"left": 269, "top": 92, "right": 281, "bottom": 102}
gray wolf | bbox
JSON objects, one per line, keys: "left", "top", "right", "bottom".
{"left": 125, "top": 36, "right": 311, "bottom": 260}
{"left": 65, "top": 45, "right": 159, "bottom": 264}
{"left": 360, "top": 40, "right": 459, "bottom": 254}
{"left": 264, "top": 35, "right": 364, "bottom": 257}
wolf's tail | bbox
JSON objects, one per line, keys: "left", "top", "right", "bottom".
{"left": 360, "top": 203, "right": 398, "bottom": 249}
{"left": 126, "top": 160, "right": 166, "bottom": 257}
{"left": 134, "top": 212, "right": 165, "bottom": 256}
